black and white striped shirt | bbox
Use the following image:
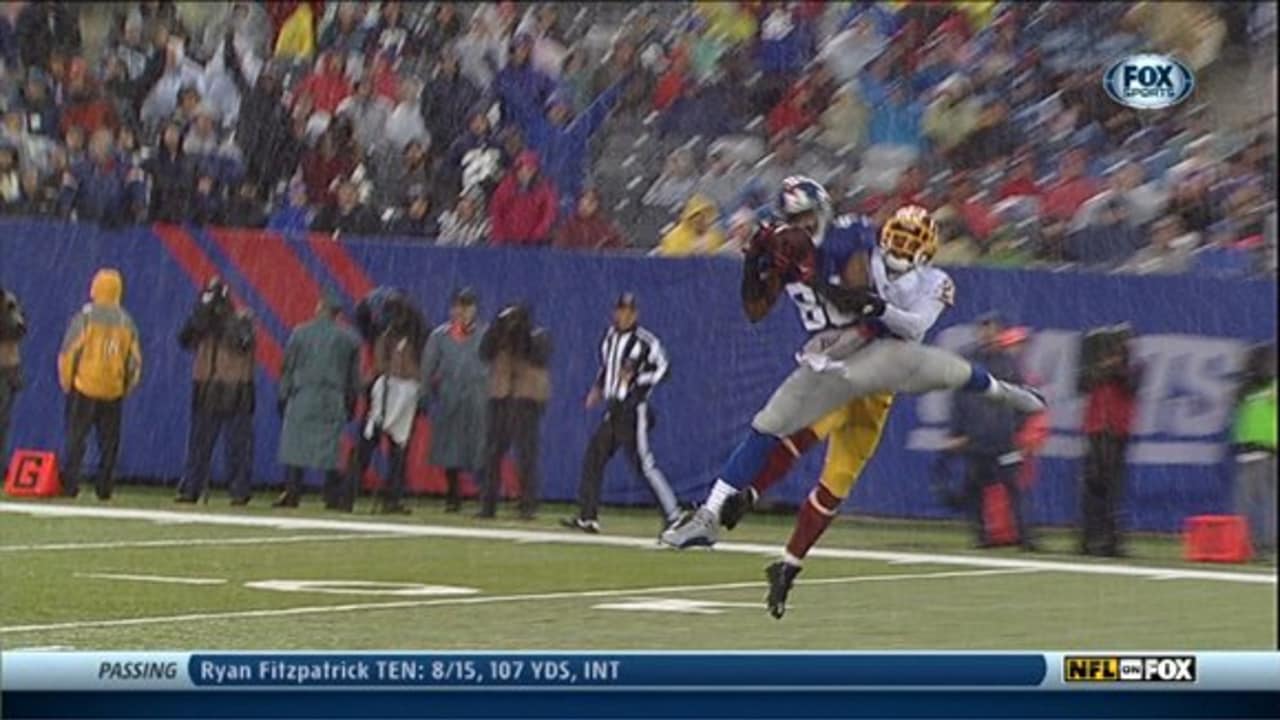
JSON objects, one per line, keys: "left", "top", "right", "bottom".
{"left": 595, "top": 325, "right": 669, "bottom": 402}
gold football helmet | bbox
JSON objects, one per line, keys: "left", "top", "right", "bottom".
{"left": 879, "top": 205, "right": 939, "bottom": 272}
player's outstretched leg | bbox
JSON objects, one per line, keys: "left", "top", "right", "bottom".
{"left": 766, "top": 484, "right": 843, "bottom": 618}
{"left": 954, "top": 358, "right": 1047, "bottom": 413}
{"left": 891, "top": 342, "right": 1047, "bottom": 414}
{"left": 659, "top": 429, "right": 778, "bottom": 548}
{"left": 662, "top": 366, "right": 851, "bottom": 550}
{"left": 721, "top": 427, "right": 822, "bottom": 531}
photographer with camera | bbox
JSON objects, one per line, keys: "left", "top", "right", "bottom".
{"left": 175, "top": 278, "right": 257, "bottom": 505}
{"left": 477, "top": 303, "right": 551, "bottom": 519}
{"left": 1232, "top": 343, "right": 1276, "bottom": 559}
{"left": 348, "top": 288, "right": 428, "bottom": 515}
{"left": 0, "top": 286, "right": 25, "bottom": 472}
{"left": 1077, "top": 324, "right": 1143, "bottom": 557}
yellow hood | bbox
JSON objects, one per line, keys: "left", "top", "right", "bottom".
{"left": 90, "top": 269, "right": 123, "bottom": 306}
{"left": 679, "top": 194, "right": 717, "bottom": 225}
{"left": 659, "top": 194, "right": 725, "bottom": 257}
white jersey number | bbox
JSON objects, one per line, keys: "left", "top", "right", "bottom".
{"left": 786, "top": 282, "right": 859, "bottom": 332}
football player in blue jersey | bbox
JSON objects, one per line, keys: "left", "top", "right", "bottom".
{"left": 661, "top": 178, "right": 1047, "bottom": 617}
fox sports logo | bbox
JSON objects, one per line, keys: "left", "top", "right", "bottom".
{"left": 1103, "top": 54, "right": 1195, "bottom": 110}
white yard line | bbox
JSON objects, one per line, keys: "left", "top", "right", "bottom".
{"left": 1, "top": 501, "right": 1273, "bottom": 585}
{"left": 0, "top": 568, "right": 1037, "bottom": 634}
{"left": 0, "top": 533, "right": 403, "bottom": 553}
{"left": 75, "top": 573, "right": 227, "bottom": 586}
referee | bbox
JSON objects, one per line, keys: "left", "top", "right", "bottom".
{"left": 562, "top": 293, "right": 681, "bottom": 534}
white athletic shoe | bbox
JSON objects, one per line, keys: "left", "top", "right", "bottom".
{"left": 1000, "top": 381, "right": 1047, "bottom": 413}
{"left": 659, "top": 507, "right": 719, "bottom": 549}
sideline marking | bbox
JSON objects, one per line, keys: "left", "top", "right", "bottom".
{"left": 593, "top": 598, "right": 763, "bottom": 614}
{"left": 76, "top": 573, "right": 227, "bottom": 586}
{"left": 0, "top": 568, "right": 1036, "bottom": 634}
{"left": 243, "top": 580, "right": 479, "bottom": 597}
{"left": 0, "top": 533, "right": 404, "bottom": 553}
{"left": 1, "top": 502, "right": 1273, "bottom": 585}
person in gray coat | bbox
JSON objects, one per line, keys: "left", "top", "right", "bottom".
{"left": 274, "top": 291, "right": 362, "bottom": 511}
{"left": 420, "top": 288, "right": 489, "bottom": 512}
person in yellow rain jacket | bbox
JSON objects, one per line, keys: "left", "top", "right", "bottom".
{"left": 58, "top": 269, "right": 142, "bottom": 500}
{"left": 274, "top": 2, "right": 316, "bottom": 61}
{"left": 656, "top": 194, "right": 726, "bottom": 257}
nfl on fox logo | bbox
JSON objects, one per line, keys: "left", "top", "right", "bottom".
{"left": 1065, "top": 656, "right": 1197, "bottom": 682}
{"left": 1103, "top": 54, "right": 1195, "bottom": 110}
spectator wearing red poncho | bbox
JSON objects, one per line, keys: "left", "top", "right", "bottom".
{"left": 766, "top": 77, "right": 818, "bottom": 138}
{"left": 296, "top": 51, "right": 352, "bottom": 116}
{"left": 553, "top": 189, "right": 627, "bottom": 251}
{"left": 862, "top": 164, "right": 933, "bottom": 221}
{"left": 490, "top": 150, "right": 558, "bottom": 247}
{"left": 652, "top": 45, "right": 690, "bottom": 113}
{"left": 1042, "top": 147, "right": 1100, "bottom": 222}
{"left": 60, "top": 58, "right": 118, "bottom": 138}
{"left": 946, "top": 172, "right": 999, "bottom": 244}
{"left": 996, "top": 154, "right": 1043, "bottom": 202}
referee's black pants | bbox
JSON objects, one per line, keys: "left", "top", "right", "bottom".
{"left": 577, "top": 399, "right": 678, "bottom": 523}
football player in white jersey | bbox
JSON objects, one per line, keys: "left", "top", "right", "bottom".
{"left": 662, "top": 203, "right": 1046, "bottom": 615}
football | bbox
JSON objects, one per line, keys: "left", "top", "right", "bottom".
{"left": 770, "top": 225, "right": 818, "bottom": 283}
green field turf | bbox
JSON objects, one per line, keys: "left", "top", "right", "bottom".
{"left": 1, "top": 489, "right": 1274, "bottom": 651}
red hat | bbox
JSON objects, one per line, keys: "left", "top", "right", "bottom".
{"left": 996, "top": 326, "right": 1030, "bottom": 348}
{"left": 515, "top": 150, "right": 540, "bottom": 171}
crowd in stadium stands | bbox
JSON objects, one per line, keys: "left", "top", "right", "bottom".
{"left": 0, "top": 1, "right": 1275, "bottom": 276}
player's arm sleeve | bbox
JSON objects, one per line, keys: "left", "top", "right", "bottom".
{"left": 885, "top": 274, "right": 957, "bottom": 340}
{"left": 880, "top": 282, "right": 950, "bottom": 342}
{"left": 634, "top": 336, "right": 669, "bottom": 387}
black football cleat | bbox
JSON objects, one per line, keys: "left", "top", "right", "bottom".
{"left": 560, "top": 517, "right": 601, "bottom": 534}
{"left": 765, "top": 561, "right": 802, "bottom": 620}
{"left": 272, "top": 493, "right": 299, "bottom": 509}
{"left": 720, "top": 488, "right": 758, "bottom": 530}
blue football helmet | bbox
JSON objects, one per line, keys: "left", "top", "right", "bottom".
{"left": 776, "top": 176, "right": 834, "bottom": 245}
